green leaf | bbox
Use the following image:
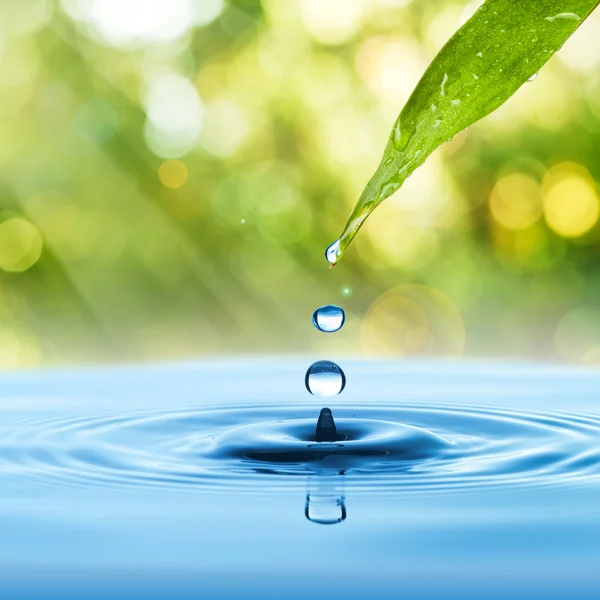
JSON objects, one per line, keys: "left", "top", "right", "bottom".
{"left": 326, "top": 0, "right": 599, "bottom": 266}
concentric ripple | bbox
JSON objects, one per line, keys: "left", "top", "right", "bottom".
{"left": 2, "top": 399, "right": 600, "bottom": 494}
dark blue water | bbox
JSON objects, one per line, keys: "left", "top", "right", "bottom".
{"left": 1, "top": 358, "right": 600, "bottom": 599}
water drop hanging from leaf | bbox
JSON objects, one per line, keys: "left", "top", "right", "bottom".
{"left": 326, "top": 0, "right": 599, "bottom": 265}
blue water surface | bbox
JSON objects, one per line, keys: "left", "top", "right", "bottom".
{"left": 1, "top": 358, "right": 600, "bottom": 599}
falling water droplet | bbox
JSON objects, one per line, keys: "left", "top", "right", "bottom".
{"left": 325, "top": 239, "right": 341, "bottom": 265}
{"left": 305, "top": 361, "right": 346, "bottom": 397}
{"left": 527, "top": 73, "right": 538, "bottom": 82}
{"left": 312, "top": 305, "right": 345, "bottom": 333}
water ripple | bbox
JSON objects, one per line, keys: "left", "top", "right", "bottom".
{"left": 1, "top": 400, "right": 600, "bottom": 494}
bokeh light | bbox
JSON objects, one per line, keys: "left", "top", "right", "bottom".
{"left": 542, "top": 163, "right": 600, "bottom": 238}
{"left": 555, "top": 308, "right": 600, "bottom": 363}
{"left": 0, "top": 0, "right": 52, "bottom": 36}
{"left": 299, "top": 0, "right": 364, "bottom": 45}
{"left": 0, "top": 218, "right": 43, "bottom": 273}
{"left": 355, "top": 37, "right": 427, "bottom": 105}
{"left": 75, "top": 99, "right": 119, "bottom": 144}
{"left": 158, "top": 159, "right": 188, "bottom": 189}
{"left": 201, "top": 100, "right": 249, "bottom": 157}
{"left": 490, "top": 173, "right": 542, "bottom": 230}
{"left": 60, "top": 0, "right": 223, "bottom": 46}
{"left": 0, "top": 1, "right": 599, "bottom": 366}
{"left": 144, "top": 73, "right": 203, "bottom": 158}
{"left": 361, "top": 285, "right": 465, "bottom": 356}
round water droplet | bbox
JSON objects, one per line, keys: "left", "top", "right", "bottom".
{"left": 312, "top": 305, "right": 345, "bottom": 333}
{"left": 325, "top": 239, "right": 341, "bottom": 265}
{"left": 527, "top": 73, "right": 538, "bottom": 82}
{"left": 305, "top": 361, "right": 346, "bottom": 397}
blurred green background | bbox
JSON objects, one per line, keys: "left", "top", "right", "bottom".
{"left": 2, "top": 0, "right": 600, "bottom": 367}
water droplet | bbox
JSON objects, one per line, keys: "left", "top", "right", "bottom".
{"left": 305, "top": 492, "right": 346, "bottom": 525}
{"left": 527, "top": 73, "right": 538, "bottom": 82}
{"left": 478, "top": 4, "right": 489, "bottom": 12}
{"left": 312, "top": 305, "right": 345, "bottom": 333}
{"left": 379, "top": 182, "right": 400, "bottom": 200}
{"left": 325, "top": 239, "right": 340, "bottom": 265}
{"left": 545, "top": 12, "right": 580, "bottom": 23}
{"left": 384, "top": 156, "right": 394, "bottom": 166}
{"left": 305, "top": 361, "right": 346, "bottom": 397}
{"left": 392, "top": 122, "right": 414, "bottom": 151}
{"left": 440, "top": 73, "right": 448, "bottom": 97}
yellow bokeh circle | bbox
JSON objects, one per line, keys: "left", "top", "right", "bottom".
{"left": 489, "top": 172, "right": 542, "bottom": 230}
{"left": 542, "top": 163, "right": 600, "bottom": 238}
{"left": 158, "top": 159, "right": 188, "bottom": 189}
{"left": 361, "top": 284, "right": 465, "bottom": 356}
{"left": 0, "top": 218, "right": 43, "bottom": 272}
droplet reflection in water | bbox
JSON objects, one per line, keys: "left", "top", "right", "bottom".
{"left": 305, "top": 361, "right": 346, "bottom": 396}
{"left": 305, "top": 477, "right": 346, "bottom": 525}
{"left": 312, "top": 305, "right": 345, "bottom": 333}
{"left": 325, "top": 239, "right": 341, "bottom": 265}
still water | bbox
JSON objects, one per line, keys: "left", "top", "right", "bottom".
{"left": 1, "top": 358, "right": 600, "bottom": 599}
